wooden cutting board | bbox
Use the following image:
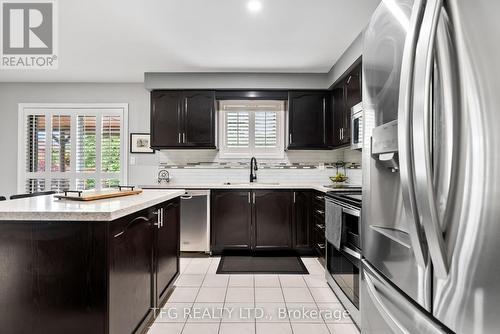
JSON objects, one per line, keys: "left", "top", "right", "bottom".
{"left": 55, "top": 189, "right": 143, "bottom": 201}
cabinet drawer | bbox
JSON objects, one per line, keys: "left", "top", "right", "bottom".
{"left": 312, "top": 193, "right": 325, "bottom": 209}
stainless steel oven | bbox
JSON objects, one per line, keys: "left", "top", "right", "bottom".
{"left": 325, "top": 192, "right": 361, "bottom": 326}
{"left": 351, "top": 102, "right": 363, "bottom": 150}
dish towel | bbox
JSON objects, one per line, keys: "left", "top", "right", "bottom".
{"left": 326, "top": 199, "right": 343, "bottom": 250}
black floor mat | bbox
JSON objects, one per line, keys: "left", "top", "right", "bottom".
{"left": 217, "top": 255, "right": 309, "bottom": 274}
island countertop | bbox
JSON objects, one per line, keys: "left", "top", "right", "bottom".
{"left": 0, "top": 189, "right": 185, "bottom": 222}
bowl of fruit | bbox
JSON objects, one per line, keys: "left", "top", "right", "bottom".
{"left": 329, "top": 173, "right": 349, "bottom": 186}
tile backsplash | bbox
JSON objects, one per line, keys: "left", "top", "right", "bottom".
{"left": 129, "top": 148, "right": 362, "bottom": 186}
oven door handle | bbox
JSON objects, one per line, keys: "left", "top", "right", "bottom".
{"left": 342, "top": 207, "right": 360, "bottom": 218}
{"left": 342, "top": 246, "right": 362, "bottom": 260}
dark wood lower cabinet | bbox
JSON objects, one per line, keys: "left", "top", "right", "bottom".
{"left": 293, "top": 190, "right": 313, "bottom": 252}
{"left": 155, "top": 199, "right": 180, "bottom": 307}
{"left": 109, "top": 208, "right": 155, "bottom": 334}
{"left": 254, "top": 190, "right": 292, "bottom": 249}
{"left": 211, "top": 190, "right": 252, "bottom": 253}
{"left": 0, "top": 199, "right": 180, "bottom": 334}
{"left": 211, "top": 189, "right": 315, "bottom": 254}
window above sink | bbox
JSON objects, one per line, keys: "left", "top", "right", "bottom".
{"left": 218, "top": 100, "right": 285, "bottom": 159}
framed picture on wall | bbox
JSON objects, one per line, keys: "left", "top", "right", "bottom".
{"left": 130, "top": 133, "right": 155, "bottom": 153}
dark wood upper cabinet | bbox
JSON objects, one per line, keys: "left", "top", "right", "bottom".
{"left": 253, "top": 190, "right": 293, "bottom": 249}
{"left": 288, "top": 91, "right": 332, "bottom": 149}
{"left": 292, "top": 190, "right": 312, "bottom": 250}
{"left": 151, "top": 90, "right": 183, "bottom": 148}
{"left": 151, "top": 90, "right": 216, "bottom": 149}
{"left": 332, "top": 61, "right": 362, "bottom": 148}
{"left": 183, "top": 91, "right": 216, "bottom": 147}
{"left": 211, "top": 190, "right": 252, "bottom": 253}
{"left": 155, "top": 199, "right": 180, "bottom": 307}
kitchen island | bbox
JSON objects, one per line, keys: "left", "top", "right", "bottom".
{"left": 0, "top": 189, "right": 184, "bottom": 334}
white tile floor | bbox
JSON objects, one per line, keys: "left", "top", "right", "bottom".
{"left": 147, "top": 257, "right": 359, "bottom": 334}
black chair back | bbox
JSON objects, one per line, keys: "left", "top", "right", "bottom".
{"left": 10, "top": 191, "right": 56, "bottom": 200}
{"left": 0, "top": 196, "right": 6, "bottom": 201}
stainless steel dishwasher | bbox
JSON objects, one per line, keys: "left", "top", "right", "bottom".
{"left": 180, "top": 190, "right": 210, "bottom": 253}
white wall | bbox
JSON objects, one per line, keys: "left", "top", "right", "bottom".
{"left": 326, "top": 31, "right": 364, "bottom": 87}
{"left": 0, "top": 83, "right": 151, "bottom": 196}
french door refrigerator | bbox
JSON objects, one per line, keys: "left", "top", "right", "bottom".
{"left": 361, "top": 0, "right": 500, "bottom": 333}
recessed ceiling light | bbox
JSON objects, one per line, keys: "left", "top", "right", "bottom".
{"left": 247, "top": 0, "right": 262, "bottom": 13}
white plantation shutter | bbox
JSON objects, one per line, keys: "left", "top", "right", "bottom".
{"left": 226, "top": 111, "right": 250, "bottom": 148}
{"left": 219, "top": 101, "right": 284, "bottom": 158}
{"left": 77, "top": 115, "right": 96, "bottom": 172}
{"left": 19, "top": 104, "right": 128, "bottom": 194}
{"left": 101, "top": 116, "right": 121, "bottom": 173}
{"left": 254, "top": 111, "right": 277, "bottom": 148}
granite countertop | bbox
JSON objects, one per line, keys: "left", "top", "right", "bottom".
{"left": 139, "top": 182, "right": 361, "bottom": 194}
{"left": 0, "top": 189, "right": 185, "bottom": 222}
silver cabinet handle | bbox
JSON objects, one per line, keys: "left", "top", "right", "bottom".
{"left": 412, "top": 0, "right": 448, "bottom": 278}
{"left": 315, "top": 209, "right": 325, "bottom": 215}
{"left": 397, "top": 0, "right": 427, "bottom": 269}
{"left": 153, "top": 208, "right": 163, "bottom": 228}
{"left": 182, "top": 133, "right": 186, "bottom": 143}
{"left": 315, "top": 223, "right": 325, "bottom": 230}
{"left": 315, "top": 195, "right": 324, "bottom": 201}
{"left": 293, "top": 192, "right": 296, "bottom": 203}
{"left": 289, "top": 133, "right": 292, "bottom": 144}
{"left": 248, "top": 192, "right": 251, "bottom": 204}
{"left": 180, "top": 195, "right": 193, "bottom": 200}
{"left": 252, "top": 192, "right": 256, "bottom": 204}
{"left": 316, "top": 243, "right": 326, "bottom": 250}
{"left": 161, "top": 208, "right": 164, "bottom": 227}
{"left": 178, "top": 133, "right": 181, "bottom": 143}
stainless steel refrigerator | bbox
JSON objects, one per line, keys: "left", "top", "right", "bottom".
{"left": 361, "top": 0, "right": 500, "bottom": 333}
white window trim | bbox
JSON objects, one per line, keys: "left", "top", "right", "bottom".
{"left": 17, "top": 103, "right": 129, "bottom": 193}
{"left": 218, "top": 100, "right": 285, "bottom": 159}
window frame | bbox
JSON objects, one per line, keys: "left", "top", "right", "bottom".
{"left": 17, "top": 103, "right": 129, "bottom": 193}
{"left": 218, "top": 100, "right": 285, "bottom": 159}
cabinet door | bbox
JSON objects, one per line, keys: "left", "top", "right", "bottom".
{"left": 332, "top": 87, "right": 345, "bottom": 147}
{"left": 109, "top": 210, "right": 153, "bottom": 334}
{"left": 293, "top": 191, "right": 312, "bottom": 250}
{"left": 155, "top": 199, "right": 180, "bottom": 307}
{"left": 151, "top": 90, "right": 183, "bottom": 148}
{"left": 211, "top": 190, "right": 252, "bottom": 253}
{"left": 182, "top": 91, "right": 216, "bottom": 148}
{"left": 253, "top": 190, "right": 293, "bottom": 249}
{"left": 288, "top": 91, "right": 331, "bottom": 149}
{"left": 0, "top": 223, "right": 107, "bottom": 334}
{"left": 343, "top": 64, "right": 362, "bottom": 144}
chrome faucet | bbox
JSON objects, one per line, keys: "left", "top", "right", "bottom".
{"left": 250, "top": 157, "right": 258, "bottom": 183}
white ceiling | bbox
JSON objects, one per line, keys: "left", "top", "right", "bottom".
{"left": 0, "top": 0, "right": 380, "bottom": 83}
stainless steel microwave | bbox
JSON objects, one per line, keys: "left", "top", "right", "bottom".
{"left": 351, "top": 102, "right": 363, "bottom": 150}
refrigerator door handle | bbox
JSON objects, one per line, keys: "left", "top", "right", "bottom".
{"left": 363, "top": 260, "right": 447, "bottom": 334}
{"left": 412, "top": 0, "right": 448, "bottom": 278}
{"left": 397, "top": 0, "right": 428, "bottom": 268}
{"left": 364, "top": 265, "right": 410, "bottom": 334}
